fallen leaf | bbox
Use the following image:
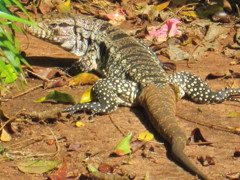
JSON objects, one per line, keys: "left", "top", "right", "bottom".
{"left": 35, "top": 90, "right": 76, "bottom": 104}
{"left": 87, "top": 164, "right": 98, "bottom": 173}
{"left": 44, "top": 79, "right": 68, "bottom": 89}
{"left": 48, "top": 159, "right": 68, "bottom": 180}
{"left": 113, "top": 133, "right": 132, "bottom": 156}
{"left": 68, "top": 73, "right": 99, "bottom": 86}
{"left": 38, "top": 3, "right": 52, "bottom": 14}
{"left": 154, "top": 1, "right": 170, "bottom": 11}
{"left": 164, "top": 45, "right": 189, "bottom": 61}
{"left": 75, "top": 121, "right": 85, "bottom": 127}
{"left": 226, "top": 172, "right": 240, "bottom": 180}
{"left": 130, "top": 140, "right": 147, "bottom": 153}
{"left": 98, "top": 163, "right": 115, "bottom": 173}
{"left": 0, "top": 128, "right": 12, "bottom": 142}
{"left": 205, "top": 72, "right": 227, "bottom": 80}
{"left": 29, "top": 66, "right": 63, "bottom": 80}
{"left": 0, "top": 109, "right": 9, "bottom": 121}
{"left": 67, "top": 144, "right": 81, "bottom": 152}
{"left": 204, "top": 24, "right": 229, "bottom": 42}
{"left": 56, "top": 0, "right": 71, "bottom": 13}
{"left": 79, "top": 87, "right": 94, "bottom": 103}
{"left": 137, "top": 5, "right": 158, "bottom": 22}
{"left": 92, "top": 0, "right": 112, "bottom": 8}
{"left": 188, "top": 128, "right": 211, "bottom": 144}
{"left": 17, "top": 160, "right": 61, "bottom": 173}
{"left": 138, "top": 131, "right": 154, "bottom": 141}
{"left": 226, "top": 112, "right": 240, "bottom": 118}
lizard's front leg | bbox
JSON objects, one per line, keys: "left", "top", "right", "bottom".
{"left": 63, "top": 78, "right": 139, "bottom": 115}
{"left": 65, "top": 43, "right": 100, "bottom": 74}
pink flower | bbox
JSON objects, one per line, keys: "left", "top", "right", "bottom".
{"left": 145, "top": 18, "right": 181, "bottom": 42}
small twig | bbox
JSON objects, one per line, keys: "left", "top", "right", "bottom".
{"left": 26, "top": 69, "right": 50, "bottom": 82}
{"left": 0, "top": 110, "right": 22, "bottom": 131}
{"left": 47, "top": 127, "right": 60, "bottom": 157}
{"left": 189, "top": 141, "right": 240, "bottom": 146}
{"left": 11, "top": 84, "right": 43, "bottom": 99}
{"left": 109, "top": 115, "right": 126, "bottom": 136}
{"left": 177, "top": 112, "right": 240, "bottom": 134}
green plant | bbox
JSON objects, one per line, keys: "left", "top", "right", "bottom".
{"left": 0, "top": 0, "right": 35, "bottom": 86}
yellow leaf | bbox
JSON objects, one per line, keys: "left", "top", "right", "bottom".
{"left": 180, "top": 11, "right": 198, "bottom": 18}
{"left": 75, "top": 121, "right": 85, "bottom": 127}
{"left": 80, "top": 87, "right": 94, "bottom": 103}
{"left": 92, "top": 0, "right": 111, "bottom": 7}
{"left": 138, "top": 131, "right": 154, "bottom": 141}
{"left": 154, "top": 1, "right": 170, "bottom": 11}
{"left": 227, "top": 112, "right": 240, "bottom": 118}
{"left": 57, "top": 0, "right": 71, "bottom": 13}
{"left": 1, "top": 128, "right": 12, "bottom": 142}
{"left": 68, "top": 73, "right": 99, "bottom": 86}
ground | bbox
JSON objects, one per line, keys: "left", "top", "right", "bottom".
{"left": 0, "top": 10, "right": 240, "bottom": 180}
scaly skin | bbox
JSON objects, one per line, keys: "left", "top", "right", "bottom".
{"left": 24, "top": 13, "right": 239, "bottom": 179}
{"left": 139, "top": 83, "right": 208, "bottom": 179}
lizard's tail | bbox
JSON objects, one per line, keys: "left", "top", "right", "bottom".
{"left": 139, "top": 83, "right": 208, "bottom": 180}
{"left": 171, "top": 139, "right": 209, "bottom": 180}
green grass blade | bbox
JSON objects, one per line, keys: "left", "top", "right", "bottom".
{"left": 0, "top": 11, "right": 36, "bottom": 26}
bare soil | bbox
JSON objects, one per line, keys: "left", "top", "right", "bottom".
{"left": 1, "top": 14, "right": 240, "bottom": 180}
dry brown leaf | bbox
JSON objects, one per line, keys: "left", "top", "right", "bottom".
{"left": 30, "top": 66, "right": 64, "bottom": 80}
{"left": 44, "top": 79, "right": 68, "bottom": 89}
{"left": 130, "top": 140, "right": 147, "bottom": 153}
{"left": 48, "top": 159, "right": 68, "bottom": 180}
{"left": 226, "top": 172, "right": 240, "bottom": 180}
{"left": 188, "top": 128, "right": 212, "bottom": 144}
{"left": 205, "top": 72, "right": 227, "bottom": 80}
{"left": 98, "top": 163, "right": 115, "bottom": 173}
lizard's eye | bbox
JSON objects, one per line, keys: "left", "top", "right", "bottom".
{"left": 59, "top": 23, "right": 69, "bottom": 27}
{"left": 49, "top": 23, "right": 58, "bottom": 28}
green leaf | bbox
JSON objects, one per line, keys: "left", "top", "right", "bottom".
{"left": 35, "top": 90, "right": 76, "bottom": 104}
{"left": 113, "top": 133, "right": 132, "bottom": 156}
{"left": 17, "top": 160, "right": 61, "bottom": 173}
{"left": 0, "top": 63, "right": 18, "bottom": 84}
{"left": 87, "top": 164, "right": 98, "bottom": 173}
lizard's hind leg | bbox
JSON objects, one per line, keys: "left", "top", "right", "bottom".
{"left": 169, "top": 71, "right": 240, "bottom": 103}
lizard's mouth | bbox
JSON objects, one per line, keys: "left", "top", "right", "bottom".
{"left": 25, "top": 24, "right": 64, "bottom": 43}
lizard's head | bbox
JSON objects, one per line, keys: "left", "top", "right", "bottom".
{"left": 25, "top": 13, "right": 77, "bottom": 51}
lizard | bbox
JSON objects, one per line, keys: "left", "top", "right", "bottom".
{"left": 24, "top": 13, "right": 240, "bottom": 179}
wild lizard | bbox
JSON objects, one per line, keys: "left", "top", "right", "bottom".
{"left": 25, "top": 13, "right": 240, "bottom": 179}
